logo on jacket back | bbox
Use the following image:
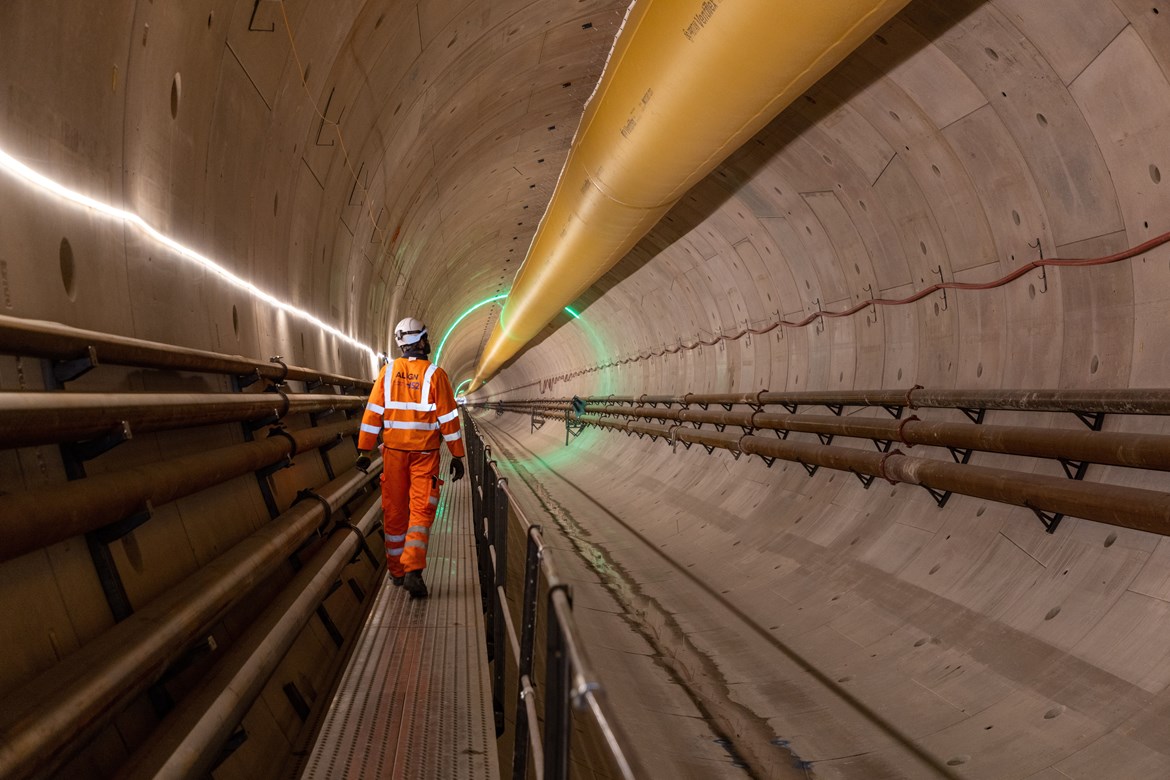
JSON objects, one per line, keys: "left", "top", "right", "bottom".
{"left": 395, "top": 369, "right": 421, "bottom": 391}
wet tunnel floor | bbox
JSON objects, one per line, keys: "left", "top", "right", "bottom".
{"left": 476, "top": 413, "right": 959, "bottom": 780}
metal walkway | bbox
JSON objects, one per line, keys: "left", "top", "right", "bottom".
{"left": 299, "top": 461, "right": 500, "bottom": 780}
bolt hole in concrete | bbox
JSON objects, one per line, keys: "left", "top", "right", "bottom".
{"left": 947, "top": 756, "right": 969, "bottom": 766}
{"left": 1152, "top": 164, "right": 1162, "bottom": 184}
{"left": 1012, "top": 208, "right": 1021, "bottom": 225}
{"left": 207, "top": 12, "right": 213, "bottom": 28}
{"left": 1045, "top": 705, "right": 1065, "bottom": 719}
{"left": 1045, "top": 606, "right": 1061, "bottom": 621}
{"left": 59, "top": 237, "right": 76, "bottom": 300}
{"left": 1105, "top": 532, "right": 1118, "bottom": 547}
{"left": 1091, "top": 354, "right": 1100, "bottom": 373}
{"left": 171, "top": 72, "right": 181, "bottom": 119}
{"left": 1036, "top": 112, "right": 1048, "bottom": 127}
{"left": 232, "top": 304, "right": 239, "bottom": 338}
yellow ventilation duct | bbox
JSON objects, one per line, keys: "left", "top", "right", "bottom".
{"left": 471, "top": 0, "right": 911, "bottom": 391}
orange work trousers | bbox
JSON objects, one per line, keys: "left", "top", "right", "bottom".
{"left": 380, "top": 448, "right": 442, "bottom": 577}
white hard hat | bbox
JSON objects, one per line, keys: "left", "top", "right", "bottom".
{"left": 394, "top": 317, "right": 428, "bottom": 347}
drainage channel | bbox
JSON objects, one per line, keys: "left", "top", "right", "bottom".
{"left": 479, "top": 415, "right": 962, "bottom": 779}
{"left": 484, "top": 420, "right": 811, "bottom": 779}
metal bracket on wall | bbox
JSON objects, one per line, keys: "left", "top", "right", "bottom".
{"left": 959, "top": 407, "right": 986, "bottom": 425}
{"left": 1073, "top": 411, "right": 1105, "bottom": 431}
{"left": 63, "top": 421, "right": 133, "bottom": 466}
{"left": 922, "top": 485, "right": 953, "bottom": 508}
{"left": 44, "top": 345, "right": 99, "bottom": 386}
{"left": 1031, "top": 506, "right": 1065, "bottom": 534}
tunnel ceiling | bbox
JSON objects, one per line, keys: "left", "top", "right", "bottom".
{"left": 2, "top": 0, "right": 1166, "bottom": 393}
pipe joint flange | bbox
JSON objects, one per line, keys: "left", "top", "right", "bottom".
{"left": 263, "top": 384, "right": 292, "bottom": 419}
{"left": 329, "top": 520, "right": 380, "bottom": 568}
{"left": 266, "top": 425, "right": 299, "bottom": 457}
{"left": 894, "top": 415, "right": 920, "bottom": 447}
{"left": 293, "top": 488, "right": 332, "bottom": 527}
{"left": 905, "top": 384, "right": 925, "bottom": 411}
{"left": 877, "top": 449, "right": 905, "bottom": 485}
{"left": 268, "top": 355, "right": 289, "bottom": 385}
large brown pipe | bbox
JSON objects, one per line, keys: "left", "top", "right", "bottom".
{"left": 0, "top": 313, "right": 372, "bottom": 389}
{"left": 0, "top": 420, "right": 357, "bottom": 563}
{"left": 736, "top": 436, "right": 1170, "bottom": 535}
{"left": 549, "top": 403, "right": 1170, "bottom": 472}
{"left": 0, "top": 461, "right": 380, "bottom": 780}
{"left": 116, "top": 499, "right": 383, "bottom": 779}
{"left": 500, "top": 387, "right": 1170, "bottom": 415}
{"left": 480, "top": 406, "right": 1170, "bottom": 535}
{"left": 0, "top": 391, "right": 361, "bottom": 448}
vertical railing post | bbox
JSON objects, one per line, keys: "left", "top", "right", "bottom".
{"left": 512, "top": 527, "right": 543, "bottom": 780}
{"left": 491, "top": 479, "right": 510, "bottom": 736}
{"left": 544, "top": 585, "right": 573, "bottom": 780}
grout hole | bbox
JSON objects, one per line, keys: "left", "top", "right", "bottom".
{"left": 1152, "top": 164, "right": 1162, "bottom": 184}
{"left": 60, "top": 238, "right": 76, "bottom": 300}
{"left": 232, "top": 305, "right": 240, "bottom": 338}
{"left": 171, "top": 72, "right": 181, "bottom": 119}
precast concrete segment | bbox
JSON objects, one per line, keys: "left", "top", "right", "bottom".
{"left": 0, "top": 419, "right": 356, "bottom": 563}
{"left": 116, "top": 500, "right": 384, "bottom": 779}
{"left": 0, "top": 463, "right": 381, "bottom": 780}
{"left": 0, "top": 391, "right": 362, "bottom": 447}
{"left": 472, "top": 0, "right": 912, "bottom": 389}
{"left": 299, "top": 455, "right": 499, "bottom": 780}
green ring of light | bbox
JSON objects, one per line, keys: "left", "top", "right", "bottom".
{"left": 454, "top": 378, "right": 472, "bottom": 396}
{"left": 434, "top": 294, "right": 581, "bottom": 367}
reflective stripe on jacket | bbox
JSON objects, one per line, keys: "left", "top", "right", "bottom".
{"left": 357, "top": 357, "right": 465, "bottom": 456}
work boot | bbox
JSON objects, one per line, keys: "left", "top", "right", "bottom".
{"left": 391, "top": 573, "right": 404, "bottom": 587}
{"left": 403, "top": 569, "right": 428, "bottom": 599}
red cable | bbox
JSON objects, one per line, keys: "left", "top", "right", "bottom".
{"left": 500, "top": 229, "right": 1170, "bottom": 392}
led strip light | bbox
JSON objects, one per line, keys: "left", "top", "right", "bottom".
{"left": 0, "top": 147, "right": 387, "bottom": 368}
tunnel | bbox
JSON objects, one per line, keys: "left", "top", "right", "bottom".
{"left": 2, "top": 0, "right": 1170, "bottom": 778}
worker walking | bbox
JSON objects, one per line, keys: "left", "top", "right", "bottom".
{"left": 356, "top": 317, "right": 465, "bottom": 599}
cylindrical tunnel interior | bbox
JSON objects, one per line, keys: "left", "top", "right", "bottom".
{"left": 2, "top": 0, "right": 1170, "bottom": 778}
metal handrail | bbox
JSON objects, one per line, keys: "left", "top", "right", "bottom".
{"left": 464, "top": 415, "right": 640, "bottom": 780}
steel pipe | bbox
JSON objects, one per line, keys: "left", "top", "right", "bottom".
{"left": 514, "top": 402, "right": 1170, "bottom": 473}
{"left": 499, "top": 387, "right": 1170, "bottom": 416}
{"left": 0, "top": 313, "right": 372, "bottom": 389}
{"left": 0, "top": 391, "right": 361, "bottom": 448}
{"left": 0, "top": 460, "right": 381, "bottom": 780}
{"left": 115, "top": 496, "right": 382, "bottom": 780}
{"left": 0, "top": 420, "right": 357, "bottom": 563}
{"left": 737, "top": 436, "right": 1170, "bottom": 535}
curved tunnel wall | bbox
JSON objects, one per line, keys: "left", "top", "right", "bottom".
{"left": 1, "top": 0, "right": 1170, "bottom": 776}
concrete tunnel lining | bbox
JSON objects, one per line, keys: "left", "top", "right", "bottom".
{"left": 2, "top": 0, "right": 1170, "bottom": 777}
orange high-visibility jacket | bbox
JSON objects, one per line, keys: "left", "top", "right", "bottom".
{"left": 357, "top": 357, "right": 465, "bottom": 457}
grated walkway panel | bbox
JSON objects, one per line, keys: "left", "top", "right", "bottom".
{"left": 300, "top": 461, "right": 499, "bottom": 779}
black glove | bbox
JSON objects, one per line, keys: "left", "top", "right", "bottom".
{"left": 449, "top": 457, "right": 465, "bottom": 482}
{"left": 355, "top": 453, "right": 371, "bottom": 473}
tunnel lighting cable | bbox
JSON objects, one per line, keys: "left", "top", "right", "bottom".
{"left": 0, "top": 146, "right": 384, "bottom": 367}
{"left": 483, "top": 227, "right": 1170, "bottom": 398}
{"left": 454, "top": 378, "right": 472, "bottom": 397}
